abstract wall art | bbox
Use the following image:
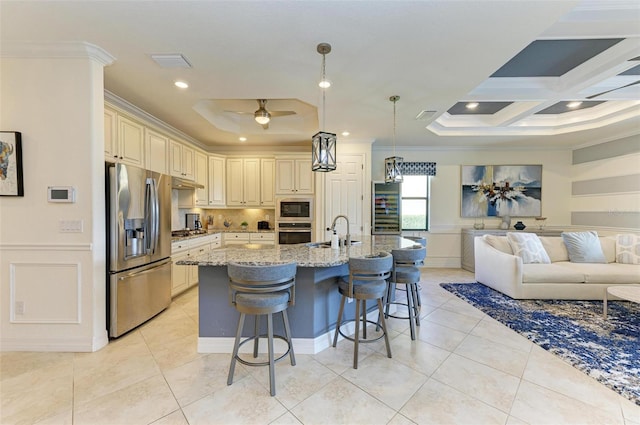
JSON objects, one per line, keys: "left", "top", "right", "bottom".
{"left": 0, "top": 131, "right": 24, "bottom": 196}
{"left": 461, "top": 164, "right": 542, "bottom": 217}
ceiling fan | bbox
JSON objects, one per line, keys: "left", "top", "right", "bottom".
{"left": 227, "top": 99, "right": 296, "bottom": 129}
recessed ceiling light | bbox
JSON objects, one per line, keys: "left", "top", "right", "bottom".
{"left": 174, "top": 81, "right": 189, "bottom": 89}
{"left": 465, "top": 102, "right": 479, "bottom": 109}
{"left": 239, "top": 137, "right": 247, "bottom": 142}
{"left": 341, "top": 131, "right": 350, "bottom": 136}
{"left": 567, "top": 101, "right": 582, "bottom": 108}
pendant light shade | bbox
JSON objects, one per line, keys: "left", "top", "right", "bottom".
{"left": 312, "top": 42, "right": 337, "bottom": 172}
{"left": 385, "top": 95, "right": 403, "bottom": 183}
{"left": 312, "top": 131, "right": 337, "bottom": 172}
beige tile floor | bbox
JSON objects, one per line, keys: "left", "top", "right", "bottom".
{"left": 2, "top": 268, "right": 639, "bottom": 425}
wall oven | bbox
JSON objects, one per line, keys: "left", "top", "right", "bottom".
{"left": 277, "top": 222, "right": 312, "bottom": 245}
{"left": 276, "top": 197, "right": 314, "bottom": 244}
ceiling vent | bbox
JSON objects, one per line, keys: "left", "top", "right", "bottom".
{"left": 415, "top": 110, "right": 437, "bottom": 121}
{"left": 150, "top": 54, "right": 192, "bottom": 68}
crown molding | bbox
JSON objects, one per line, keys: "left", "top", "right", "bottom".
{"left": 0, "top": 41, "right": 115, "bottom": 65}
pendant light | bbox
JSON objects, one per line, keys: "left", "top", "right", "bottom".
{"left": 312, "top": 42, "right": 337, "bottom": 172}
{"left": 385, "top": 95, "right": 403, "bottom": 183}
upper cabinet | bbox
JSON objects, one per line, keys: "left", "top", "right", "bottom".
{"left": 275, "top": 158, "right": 314, "bottom": 194}
{"left": 145, "top": 128, "right": 169, "bottom": 174}
{"left": 260, "top": 158, "right": 275, "bottom": 207}
{"left": 226, "top": 157, "right": 274, "bottom": 207}
{"left": 104, "top": 107, "right": 145, "bottom": 168}
{"left": 169, "top": 139, "right": 195, "bottom": 180}
{"left": 194, "top": 151, "right": 208, "bottom": 206}
{"left": 208, "top": 155, "right": 226, "bottom": 207}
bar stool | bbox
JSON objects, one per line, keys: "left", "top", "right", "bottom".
{"left": 403, "top": 236, "right": 426, "bottom": 307}
{"left": 385, "top": 245, "right": 426, "bottom": 340}
{"left": 333, "top": 252, "right": 393, "bottom": 369}
{"left": 227, "top": 261, "right": 297, "bottom": 396}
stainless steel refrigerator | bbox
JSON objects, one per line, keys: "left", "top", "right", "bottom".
{"left": 106, "top": 163, "right": 172, "bottom": 338}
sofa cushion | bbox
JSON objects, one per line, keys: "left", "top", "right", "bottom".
{"left": 507, "top": 233, "right": 551, "bottom": 264}
{"left": 522, "top": 263, "right": 586, "bottom": 283}
{"left": 539, "top": 237, "right": 569, "bottom": 262}
{"left": 600, "top": 236, "right": 616, "bottom": 263}
{"left": 561, "top": 231, "right": 606, "bottom": 263}
{"left": 578, "top": 263, "right": 640, "bottom": 284}
{"left": 484, "top": 235, "right": 513, "bottom": 254}
{"left": 616, "top": 233, "right": 640, "bottom": 264}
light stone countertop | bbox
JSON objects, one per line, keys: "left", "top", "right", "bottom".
{"left": 177, "top": 235, "right": 416, "bottom": 268}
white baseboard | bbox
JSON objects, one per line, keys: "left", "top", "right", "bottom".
{"left": 1, "top": 333, "right": 108, "bottom": 352}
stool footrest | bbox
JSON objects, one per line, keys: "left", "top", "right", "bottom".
{"left": 337, "top": 319, "right": 386, "bottom": 344}
{"left": 233, "top": 334, "right": 292, "bottom": 367}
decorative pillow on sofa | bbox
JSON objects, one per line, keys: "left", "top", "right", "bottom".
{"left": 561, "top": 231, "right": 606, "bottom": 263}
{"left": 615, "top": 233, "right": 640, "bottom": 264}
{"left": 484, "top": 235, "right": 513, "bottom": 254}
{"left": 506, "top": 233, "right": 551, "bottom": 264}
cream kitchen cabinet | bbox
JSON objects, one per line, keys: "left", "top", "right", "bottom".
{"left": 250, "top": 232, "right": 275, "bottom": 245}
{"left": 169, "top": 139, "right": 195, "bottom": 180}
{"left": 224, "top": 232, "right": 250, "bottom": 245}
{"left": 104, "top": 109, "right": 145, "bottom": 168}
{"left": 226, "top": 158, "right": 261, "bottom": 207}
{"left": 145, "top": 128, "right": 169, "bottom": 174}
{"left": 260, "top": 158, "right": 275, "bottom": 207}
{"left": 275, "top": 158, "right": 314, "bottom": 194}
{"left": 208, "top": 155, "right": 226, "bottom": 206}
{"left": 194, "top": 151, "right": 208, "bottom": 206}
{"left": 171, "top": 233, "right": 221, "bottom": 296}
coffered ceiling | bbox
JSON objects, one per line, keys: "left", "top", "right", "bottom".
{"left": 1, "top": 1, "right": 639, "bottom": 151}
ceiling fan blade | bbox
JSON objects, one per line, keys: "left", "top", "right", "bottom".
{"left": 270, "top": 110, "right": 296, "bottom": 117}
{"left": 586, "top": 80, "right": 640, "bottom": 99}
{"left": 223, "top": 110, "right": 252, "bottom": 115}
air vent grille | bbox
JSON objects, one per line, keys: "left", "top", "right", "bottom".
{"left": 415, "top": 110, "right": 437, "bottom": 121}
{"left": 150, "top": 54, "right": 192, "bottom": 68}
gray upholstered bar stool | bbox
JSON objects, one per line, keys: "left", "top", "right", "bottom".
{"left": 385, "top": 245, "right": 426, "bottom": 340}
{"left": 227, "top": 261, "right": 297, "bottom": 396}
{"left": 401, "top": 236, "right": 426, "bottom": 307}
{"left": 332, "top": 252, "right": 393, "bottom": 369}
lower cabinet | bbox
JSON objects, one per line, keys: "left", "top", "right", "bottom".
{"left": 250, "top": 232, "right": 275, "bottom": 244}
{"left": 171, "top": 233, "right": 221, "bottom": 297}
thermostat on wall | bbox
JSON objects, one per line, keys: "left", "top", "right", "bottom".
{"left": 48, "top": 186, "right": 76, "bottom": 203}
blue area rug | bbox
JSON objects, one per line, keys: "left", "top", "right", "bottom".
{"left": 440, "top": 282, "right": 640, "bottom": 406}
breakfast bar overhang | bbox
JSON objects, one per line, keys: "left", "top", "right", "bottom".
{"left": 177, "top": 236, "right": 416, "bottom": 354}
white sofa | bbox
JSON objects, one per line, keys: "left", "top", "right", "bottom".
{"left": 474, "top": 233, "right": 640, "bottom": 300}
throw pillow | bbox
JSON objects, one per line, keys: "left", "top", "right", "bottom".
{"left": 615, "top": 233, "right": 640, "bottom": 264}
{"left": 506, "top": 233, "right": 551, "bottom": 264}
{"left": 561, "top": 231, "right": 606, "bottom": 263}
{"left": 484, "top": 235, "right": 513, "bottom": 254}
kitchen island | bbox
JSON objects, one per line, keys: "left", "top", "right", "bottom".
{"left": 178, "top": 235, "right": 416, "bottom": 354}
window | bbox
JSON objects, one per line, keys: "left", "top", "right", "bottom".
{"left": 401, "top": 175, "right": 430, "bottom": 230}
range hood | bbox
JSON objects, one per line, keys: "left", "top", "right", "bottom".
{"left": 171, "top": 177, "right": 204, "bottom": 190}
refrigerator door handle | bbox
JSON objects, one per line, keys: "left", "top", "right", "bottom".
{"left": 145, "top": 177, "right": 160, "bottom": 255}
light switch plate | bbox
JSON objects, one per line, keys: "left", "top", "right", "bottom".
{"left": 59, "top": 219, "right": 83, "bottom": 233}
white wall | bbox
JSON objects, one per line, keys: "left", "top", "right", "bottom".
{"left": 372, "top": 147, "right": 574, "bottom": 267}
{"left": 0, "top": 43, "right": 113, "bottom": 351}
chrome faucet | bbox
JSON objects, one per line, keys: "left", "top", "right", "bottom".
{"left": 328, "top": 215, "right": 351, "bottom": 246}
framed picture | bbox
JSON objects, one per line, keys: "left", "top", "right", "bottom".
{"left": 461, "top": 164, "right": 542, "bottom": 217}
{"left": 0, "top": 131, "right": 24, "bottom": 196}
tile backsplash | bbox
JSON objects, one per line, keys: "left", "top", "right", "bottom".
{"left": 172, "top": 191, "right": 275, "bottom": 231}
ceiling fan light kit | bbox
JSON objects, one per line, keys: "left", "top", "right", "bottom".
{"left": 312, "top": 42, "right": 337, "bottom": 172}
{"left": 385, "top": 95, "right": 403, "bottom": 183}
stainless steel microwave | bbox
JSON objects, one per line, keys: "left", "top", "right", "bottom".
{"left": 276, "top": 198, "right": 313, "bottom": 222}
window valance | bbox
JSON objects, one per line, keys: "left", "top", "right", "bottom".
{"left": 402, "top": 162, "right": 436, "bottom": 176}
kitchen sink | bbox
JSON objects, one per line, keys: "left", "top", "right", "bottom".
{"left": 307, "top": 240, "right": 361, "bottom": 248}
